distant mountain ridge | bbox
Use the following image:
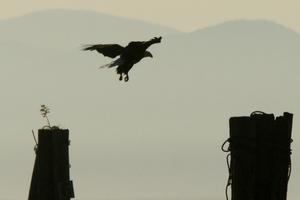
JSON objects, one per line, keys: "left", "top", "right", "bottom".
{"left": 190, "top": 19, "right": 300, "bottom": 35}
{"left": 0, "top": 9, "right": 181, "bottom": 50}
{"left": 1, "top": 10, "right": 299, "bottom": 50}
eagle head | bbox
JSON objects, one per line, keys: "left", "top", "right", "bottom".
{"left": 152, "top": 36, "right": 162, "bottom": 43}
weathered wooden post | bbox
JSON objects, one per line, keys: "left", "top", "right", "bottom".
{"left": 28, "top": 129, "right": 75, "bottom": 200}
{"left": 223, "top": 112, "right": 293, "bottom": 200}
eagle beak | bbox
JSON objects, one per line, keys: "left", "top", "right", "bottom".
{"left": 144, "top": 51, "right": 153, "bottom": 58}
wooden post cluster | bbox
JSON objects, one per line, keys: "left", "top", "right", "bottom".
{"left": 225, "top": 112, "right": 293, "bottom": 200}
{"left": 28, "top": 129, "right": 74, "bottom": 200}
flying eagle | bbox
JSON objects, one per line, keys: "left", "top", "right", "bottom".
{"left": 83, "top": 37, "right": 162, "bottom": 82}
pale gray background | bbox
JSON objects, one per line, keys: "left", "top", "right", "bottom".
{"left": 0, "top": 1, "right": 299, "bottom": 200}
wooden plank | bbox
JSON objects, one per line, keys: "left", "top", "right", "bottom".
{"left": 229, "top": 116, "right": 257, "bottom": 200}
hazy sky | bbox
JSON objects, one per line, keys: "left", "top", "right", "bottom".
{"left": 1, "top": 0, "right": 300, "bottom": 32}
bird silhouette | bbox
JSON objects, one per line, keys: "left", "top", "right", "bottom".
{"left": 83, "top": 37, "right": 162, "bottom": 82}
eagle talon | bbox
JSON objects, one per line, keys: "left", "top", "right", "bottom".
{"left": 124, "top": 75, "right": 129, "bottom": 82}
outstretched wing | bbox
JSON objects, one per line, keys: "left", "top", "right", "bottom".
{"left": 83, "top": 44, "right": 124, "bottom": 58}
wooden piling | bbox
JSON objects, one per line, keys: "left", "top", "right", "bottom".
{"left": 28, "top": 129, "right": 74, "bottom": 200}
{"left": 225, "top": 112, "right": 293, "bottom": 200}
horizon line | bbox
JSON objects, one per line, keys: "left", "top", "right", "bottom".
{"left": 0, "top": 8, "right": 299, "bottom": 34}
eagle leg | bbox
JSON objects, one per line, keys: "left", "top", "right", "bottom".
{"left": 124, "top": 74, "right": 129, "bottom": 82}
{"left": 119, "top": 74, "right": 123, "bottom": 81}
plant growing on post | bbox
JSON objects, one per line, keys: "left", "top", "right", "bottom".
{"left": 40, "top": 105, "right": 61, "bottom": 129}
{"left": 40, "top": 104, "right": 51, "bottom": 128}
{"left": 32, "top": 105, "right": 60, "bottom": 152}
